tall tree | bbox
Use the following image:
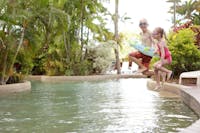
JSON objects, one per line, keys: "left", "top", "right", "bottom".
{"left": 168, "top": 0, "right": 200, "bottom": 25}
{"left": 167, "top": 0, "right": 181, "bottom": 27}
{"left": 0, "top": 0, "right": 31, "bottom": 84}
{"left": 114, "top": 0, "right": 121, "bottom": 74}
{"left": 176, "top": 0, "right": 197, "bottom": 20}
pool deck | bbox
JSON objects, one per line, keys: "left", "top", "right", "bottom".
{"left": 27, "top": 74, "right": 147, "bottom": 82}
{"left": 147, "top": 80, "right": 200, "bottom": 133}
{"left": 0, "top": 81, "right": 31, "bottom": 94}
{"left": 180, "top": 86, "right": 200, "bottom": 133}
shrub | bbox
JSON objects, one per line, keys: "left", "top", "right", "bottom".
{"left": 168, "top": 28, "right": 200, "bottom": 76}
{"left": 44, "top": 60, "right": 65, "bottom": 76}
{"left": 72, "top": 60, "right": 92, "bottom": 76}
{"left": 87, "top": 41, "right": 116, "bottom": 74}
{"left": 6, "top": 72, "right": 24, "bottom": 84}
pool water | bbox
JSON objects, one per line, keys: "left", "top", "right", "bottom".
{"left": 0, "top": 79, "right": 198, "bottom": 133}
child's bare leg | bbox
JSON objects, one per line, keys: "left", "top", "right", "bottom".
{"left": 161, "top": 71, "right": 166, "bottom": 82}
{"left": 129, "top": 56, "right": 147, "bottom": 72}
{"left": 154, "top": 68, "right": 161, "bottom": 90}
{"left": 154, "top": 60, "right": 172, "bottom": 80}
{"left": 156, "top": 66, "right": 172, "bottom": 80}
{"left": 159, "top": 71, "right": 166, "bottom": 88}
{"left": 153, "top": 61, "right": 163, "bottom": 90}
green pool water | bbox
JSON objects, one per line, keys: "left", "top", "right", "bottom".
{"left": 0, "top": 79, "right": 198, "bottom": 133}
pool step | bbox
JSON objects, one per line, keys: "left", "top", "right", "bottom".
{"left": 179, "top": 71, "right": 200, "bottom": 87}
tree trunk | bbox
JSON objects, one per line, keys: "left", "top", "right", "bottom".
{"left": 80, "top": 0, "right": 84, "bottom": 61}
{"left": 67, "top": 33, "right": 71, "bottom": 62}
{"left": 173, "top": 1, "right": 176, "bottom": 27}
{"left": 7, "top": 26, "right": 25, "bottom": 82}
{"left": 114, "top": 0, "right": 121, "bottom": 74}
{"left": 84, "top": 28, "right": 90, "bottom": 60}
{"left": 43, "top": 29, "right": 50, "bottom": 51}
{"left": 63, "top": 31, "right": 70, "bottom": 63}
{"left": 0, "top": 50, "right": 8, "bottom": 85}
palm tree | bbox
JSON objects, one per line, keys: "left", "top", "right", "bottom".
{"left": 0, "top": 0, "right": 30, "bottom": 84}
{"left": 176, "top": 0, "right": 197, "bottom": 20}
{"left": 167, "top": 0, "right": 181, "bottom": 27}
{"left": 114, "top": 0, "right": 121, "bottom": 74}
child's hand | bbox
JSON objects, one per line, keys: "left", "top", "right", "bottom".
{"left": 154, "top": 50, "right": 159, "bottom": 55}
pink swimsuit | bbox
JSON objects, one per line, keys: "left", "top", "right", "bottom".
{"left": 157, "top": 44, "right": 172, "bottom": 64}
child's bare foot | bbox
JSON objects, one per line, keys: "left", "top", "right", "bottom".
{"left": 154, "top": 85, "right": 162, "bottom": 91}
{"left": 162, "top": 72, "right": 167, "bottom": 82}
{"left": 138, "top": 67, "right": 147, "bottom": 73}
{"left": 167, "top": 71, "right": 172, "bottom": 81}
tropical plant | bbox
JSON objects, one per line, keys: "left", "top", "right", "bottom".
{"left": 168, "top": 0, "right": 200, "bottom": 25}
{"left": 0, "top": 0, "right": 33, "bottom": 84}
{"left": 87, "top": 41, "right": 116, "bottom": 74}
{"left": 168, "top": 28, "right": 200, "bottom": 76}
{"left": 176, "top": 0, "right": 197, "bottom": 20}
{"left": 0, "top": 0, "right": 120, "bottom": 84}
{"left": 167, "top": 0, "right": 181, "bottom": 27}
{"left": 114, "top": 0, "right": 121, "bottom": 74}
{"left": 32, "top": 0, "right": 112, "bottom": 76}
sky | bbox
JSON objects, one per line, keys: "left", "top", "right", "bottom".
{"left": 104, "top": 0, "right": 173, "bottom": 33}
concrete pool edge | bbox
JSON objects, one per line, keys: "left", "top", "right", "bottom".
{"left": 0, "top": 81, "right": 31, "bottom": 94}
{"left": 147, "top": 79, "right": 200, "bottom": 133}
{"left": 26, "top": 74, "right": 147, "bottom": 82}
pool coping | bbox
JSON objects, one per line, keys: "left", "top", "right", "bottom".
{"left": 0, "top": 81, "right": 31, "bottom": 94}
{"left": 147, "top": 79, "right": 200, "bottom": 133}
{"left": 26, "top": 74, "right": 147, "bottom": 82}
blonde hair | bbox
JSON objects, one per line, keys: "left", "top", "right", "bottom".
{"left": 155, "top": 27, "right": 168, "bottom": 42}
{"left": 139, "top": 18, "right": 148, "bottom": 25}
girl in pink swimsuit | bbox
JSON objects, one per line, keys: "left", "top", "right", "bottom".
{"left": 152, "top": 27, "right": 172, "bottom": 90}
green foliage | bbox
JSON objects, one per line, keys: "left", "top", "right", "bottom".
{"left": 0, "top": 0, "right": 33, "bottom": 84}
{"left": 0, "top": 0, "right": 113, "bottom": 83}
{"left": 193, "top": 13, "right": 200, "bottom": 25}
{"left": 168, "top": 0, "right": 200, "bottom": 25}
{"left": 87, "top": 41, "right": 116, "bottom": 74}
{"left": 168, "top": 28, "right": 200, "bottom": 76}
{"left": 6, "top": 72, "right": 24, "bottom": 84}
{"left": 72, "top": 60, "right": 92, "bottom": 76}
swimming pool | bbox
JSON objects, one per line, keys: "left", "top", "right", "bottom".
{"left": 0, "top": 79, "right": 198, "bottom": 132}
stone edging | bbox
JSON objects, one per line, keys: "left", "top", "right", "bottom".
{"left": 147, "top": 79, "right": 200, "bottom": 133}
{"left": 0, "top": 81, "right": 31, "bottom": 94}
{"left": 27, "top": 74, "right": 147, "bottom": 83}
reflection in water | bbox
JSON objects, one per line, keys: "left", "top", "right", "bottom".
{"left": 0, "top": 79, "right": 198, "bottom": 133}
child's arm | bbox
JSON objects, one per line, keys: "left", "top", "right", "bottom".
{"left": 149, "top": 34, "right": 154, "bottom": 47}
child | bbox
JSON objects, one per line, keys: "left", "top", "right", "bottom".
{"left": 152, "top": 27, "right": 172, "bottom": 90}
{"left": 129, "top": 18, "right": 153, "bottom": 73}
